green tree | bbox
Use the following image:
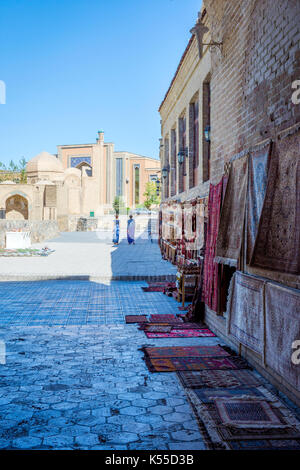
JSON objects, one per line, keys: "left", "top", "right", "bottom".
{"left": 18, "top": 157, "right": 27, "bottom": 183}
{"left": 113, "top": 196, "right": 125, "bottom": 215}
{"left": 0, "top": 157, "right": 27, "bottom": 183}
{"left": 143, "top": 181, "right": 161, "bottom": 210}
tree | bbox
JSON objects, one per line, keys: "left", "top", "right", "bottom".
{"left": 113, "top": 196, "right": 125, "bottom": 215}
{"left": 143, "top": 181, "right": 161, "bottom": 210}
{"left": 18, "top": 157, "right": 27, "bottom": 183}
{"left": 0, "top": 157, "right": 27, "bottom": 183}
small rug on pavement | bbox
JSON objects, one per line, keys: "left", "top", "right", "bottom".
{"left": 214, "top": 397, "right": 285, "bottom": 428}
{"left": 142, "top": 345, "right": 230, "bottom": 358}
{"left": 144, "top": 328, "right": 216, "bottom": 339}
{"left": 0, "top": 247, "right": 55, "bottom": 257}
{"left": 142, "top": 282, "right": 176, "bottom": 292}
{"left": 149, "top": 314, "right": 183, "bottom": 323}
{"left": 228, "top": 439, "right": 300, "bottom": 450}
{"left": 177, "top": 369, "right": 262, "bottom": 389}
{"left": 191, "top": 387, "right": 264, "bottom": 404}
{"left": 143, "top": 355, "right": 251, "bottom": 373}
{"left": 173, "top": 322, "right": 208, "bottom": 329}
{"left": 125, "top": 315, "right": 148, "bottom": 324}
{"left": 184, "top": 386, "right": 300, "bottom": 450}
{"left": 142, "top": 286, "right": 165, "bottom": 292}
{"left": 139, "top": 324, "right": 173, "bottom": 333}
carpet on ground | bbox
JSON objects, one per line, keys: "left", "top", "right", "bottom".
{"left": 185, "top": 385, "right": 300, "bottom": 450}
{"left": 228, "top": 439, "right": 300, "bottom": 450}
{"left": 250, "top": 132, "right": 300, "bottom": 274}
{"left": 143, "top": 355, "right": 251, "bottom": 373}
{"left": 191, "top": 386, "right": 264, "bottom": 403}
{"left": 175, "top": 322, "right": 208, "bottom": 329}
{"left": 142, "top": 282, "right": 176, "bottom": 292}
{"left": 149, "top": 314, "right": 183, "bottom": 324}
{"left": 227, "top": 271, "right": 265, "bottom": 354}
{"left": 214, "top": 397, "right": 291, "bottom": 428}
{"left": 265, "top": 282, "right": 300, "bottom": 392}
{"left": 215, "top": 154, "right": 249, "bottom": 267}
{"left": 0, "top": 248, "right": 55, "bottom": 257}
{"left": 177, "top": 369, "right": 262, "bottom": 389}
{"left": 142, "top": 345, "right": 230, "bottom": 358}
{"left": 139, "top": 324, "right": 173, "bottom": 333}
{"left": 144, "top": 328, "right": 216, "bottom": 339}
{"left": 125, "top": 315, "right": 148, "bottom": 324}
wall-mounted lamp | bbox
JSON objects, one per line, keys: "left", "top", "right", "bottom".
{"left": 190, "top": 21, "right": 223, "bottom": 59}
{"left": 161, "top": 165, "right": 170, "bottom": 179}
{"left": 177, "top": 147, "right": 189, "bottom": 165}
{"left": 204, "top": 125, "right": 211, "bottom": 143}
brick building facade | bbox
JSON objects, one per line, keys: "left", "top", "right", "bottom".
{"left": 202, "top": 0, "right": 300, "bottom": 405}
{"left": 204, "top": 0, "right": 300, "bottom": 185}
{"left": 159, "top": 9, "right": 211, "bottom": 203}
{"left": 159, "top": 1, "right": 300, "bottom": 407}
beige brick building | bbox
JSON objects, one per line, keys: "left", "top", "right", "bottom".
{"left": 0, "top": 131, "right": 160, "bottom": 230}
{"left": 159, "top": 2, "right": 300, "bottom": 407}
{"left": 159, "top": 9, "right": 211, "bottom": 203}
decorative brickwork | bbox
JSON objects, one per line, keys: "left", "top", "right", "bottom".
{"left": 203, "top": 0, "right": 300, "bottom": 183}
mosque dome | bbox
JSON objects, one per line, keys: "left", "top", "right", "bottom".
{"left": 26, "top": 151, "right": 64, "bottom": 174}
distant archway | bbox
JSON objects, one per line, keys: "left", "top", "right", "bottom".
{"left": 5, "top": 194, "right": 28, "bottom": 220}
{"left": 76, "top": 162, "right": 92, "bottom": 177}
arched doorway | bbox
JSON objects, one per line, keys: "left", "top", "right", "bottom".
{"left": 76, "top": 162, "right": 92, "bottom": 177}
{"left": 5, "top": 195, "right": 29, "bottom": 220}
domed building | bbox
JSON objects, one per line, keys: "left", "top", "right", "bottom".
{"left": 0, "top": 131, "right": 160, "bottom": 231}
{"left": 26, "top": 151, "right": 64, "bottom": 184}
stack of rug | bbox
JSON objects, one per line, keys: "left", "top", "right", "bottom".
{"left": 125, "top": 313, "right": 214, "bottom": 338}
{"left": 177, "top": 369, "right": 300, "bottom": 450}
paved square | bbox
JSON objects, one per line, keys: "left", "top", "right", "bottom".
{"left": 0, "top": 279, "right": 213, "bottom": 450}
{"left": 0, "top": 231, "right": 177, "bottom": 281}
{"left": 0, "top": 235, "right": 299, "bottom": 450}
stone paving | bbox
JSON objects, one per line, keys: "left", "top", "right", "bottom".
{"left": 0, "top": 231, "right": 177, "bottom": 281}
{"left": 0, "top": 279, "right": 212, "bottom": 450}
{"left": 1, "top": 239, "right": 299, "bottom": 450}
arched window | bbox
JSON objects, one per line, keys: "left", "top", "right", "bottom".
{"left": 5, "top": 195, "right": 28, "bottom": 220}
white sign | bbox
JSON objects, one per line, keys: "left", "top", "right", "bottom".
{"left": 0, "top": 81, "right": 6, "bottom": 104}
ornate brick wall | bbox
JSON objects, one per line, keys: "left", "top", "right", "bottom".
{"left": 204, "top": 0, "right": 300, "bottom": 183}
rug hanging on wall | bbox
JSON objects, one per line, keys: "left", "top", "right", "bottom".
{"left": 195, "top": 198, "right": 206, "bottom": 251}
{"left": 246, "top": 142, "right": 271, "bottom": 263}
{"left": 250, "top": 132, "right": 300, "bottom": 274}
{"left": 265, "top": 282, "right": 300, "bottom": 392}
{"left": 202, "top": 178, "right": 225, "bottom": 312}
{"left": 215, "top": 154, "right": 249, "bottom": 266}
{"left": 227, "top": 272, "right": 265, "bottom": 354}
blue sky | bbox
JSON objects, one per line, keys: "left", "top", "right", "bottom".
{"left": 0, "top": 0, "right": 202, "bottom": 165}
